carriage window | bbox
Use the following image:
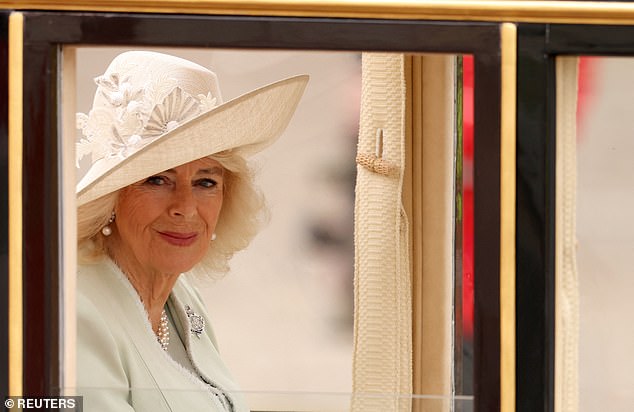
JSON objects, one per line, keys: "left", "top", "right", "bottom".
{"left": 66, "top": 46, "right": 474, "bottom": 410}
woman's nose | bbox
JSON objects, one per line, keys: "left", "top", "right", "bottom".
{"left": 168, "top": 186, "right": 197, "bottom": 218}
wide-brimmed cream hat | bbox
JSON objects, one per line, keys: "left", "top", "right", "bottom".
{"left": 76, "top": 51, "right": 309, "bottom": 206}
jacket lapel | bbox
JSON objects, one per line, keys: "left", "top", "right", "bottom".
{"left": 98, "top": 260, "right": 235, "bottom": 411}
{"left": 169, "top": 276, "right": 248, "bottom": 412}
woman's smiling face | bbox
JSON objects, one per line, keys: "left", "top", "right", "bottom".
{"left": 112, "top": 157, "right": 224, "bottom": 275}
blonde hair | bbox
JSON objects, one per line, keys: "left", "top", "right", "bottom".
{"left": 77, "top": 150, "right": 267, "bottom": 277}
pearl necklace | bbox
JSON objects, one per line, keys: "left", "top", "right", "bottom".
{"left": 157, "top": 309, "right": 170, "bottom": 351}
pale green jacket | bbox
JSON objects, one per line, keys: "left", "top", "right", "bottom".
{"left": 77, "top": 258, "right": 249, "bottom": 411}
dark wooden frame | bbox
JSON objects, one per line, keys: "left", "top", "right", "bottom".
{"left": 516, "top": 24, "right": 557, "bottom": 412}
{"left": 7, "top": 11, "right": 503, "bottom": 411}
{"left": 515, "top": 22, "right": 634, "bottom": 412}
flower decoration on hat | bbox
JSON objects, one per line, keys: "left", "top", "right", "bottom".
{"left": 76, "top": 73, "right": 218, "bottom": 167}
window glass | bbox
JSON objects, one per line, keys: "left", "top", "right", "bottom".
{"left": 72, "top": 47, "right": 473, "bottom": 411}
{"left": 575, "top": 56, "right": 634, "bottom": 411}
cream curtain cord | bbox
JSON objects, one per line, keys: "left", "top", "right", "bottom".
{"left": 351, "top": 53, "right": 412, "bottom": 411}
{"left": 555, "top": 57, "right": 580, "bottom": 412}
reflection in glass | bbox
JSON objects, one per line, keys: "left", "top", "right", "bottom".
{"left": 455, "top": 55, "right": 475, "bottom": 408}
{"left": 575, "top": 56, "right": 634, "bottom": 412}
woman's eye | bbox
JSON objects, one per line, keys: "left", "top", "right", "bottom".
{"left": 197, "top": 178, "right": 217, "bottom": 188}
{"left": 145, "top": 176, "right": 166, "bottom": 186}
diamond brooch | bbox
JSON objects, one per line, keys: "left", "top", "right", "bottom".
{"left": 185, "top": 305, "right": 205, "bottom": 338}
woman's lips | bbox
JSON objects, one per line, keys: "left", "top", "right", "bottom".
{"left": 157, "top": 231, "right": 198, "bottom": 246}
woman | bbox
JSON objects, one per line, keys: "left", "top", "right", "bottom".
{"left": 75, "top": 51, "right": 308, "bottom": 411}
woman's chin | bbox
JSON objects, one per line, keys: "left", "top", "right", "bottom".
{"left": 150, "top": 257, "right": 201, "bottom": 276}
{"left": 148, "top": 243, "right": 207, "bottom": 274}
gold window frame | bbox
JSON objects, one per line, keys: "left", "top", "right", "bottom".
{"left": 14, "top": 1, "right": 634, "bottom": 411}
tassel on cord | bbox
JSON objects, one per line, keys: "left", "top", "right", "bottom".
{"left": 356, "top": 128, "right": 396, "bottom": 176}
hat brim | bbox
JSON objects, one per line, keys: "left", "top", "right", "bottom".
{"left": 77, "top": 74, "right": 309, "bottom": 206}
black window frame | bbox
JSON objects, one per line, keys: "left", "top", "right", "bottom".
{"left": 516, "top": 22, "right": 634, "bottom": 412}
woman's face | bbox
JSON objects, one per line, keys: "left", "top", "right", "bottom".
{"left": 113, "top": 157, "right": 224, "bottom": 275}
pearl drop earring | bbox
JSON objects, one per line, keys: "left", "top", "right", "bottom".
{"left": 211, "top": 233, "right": 217, "bottom": 241}
{"left": 101, "top": 211, "right": 116, "bottom": 236}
